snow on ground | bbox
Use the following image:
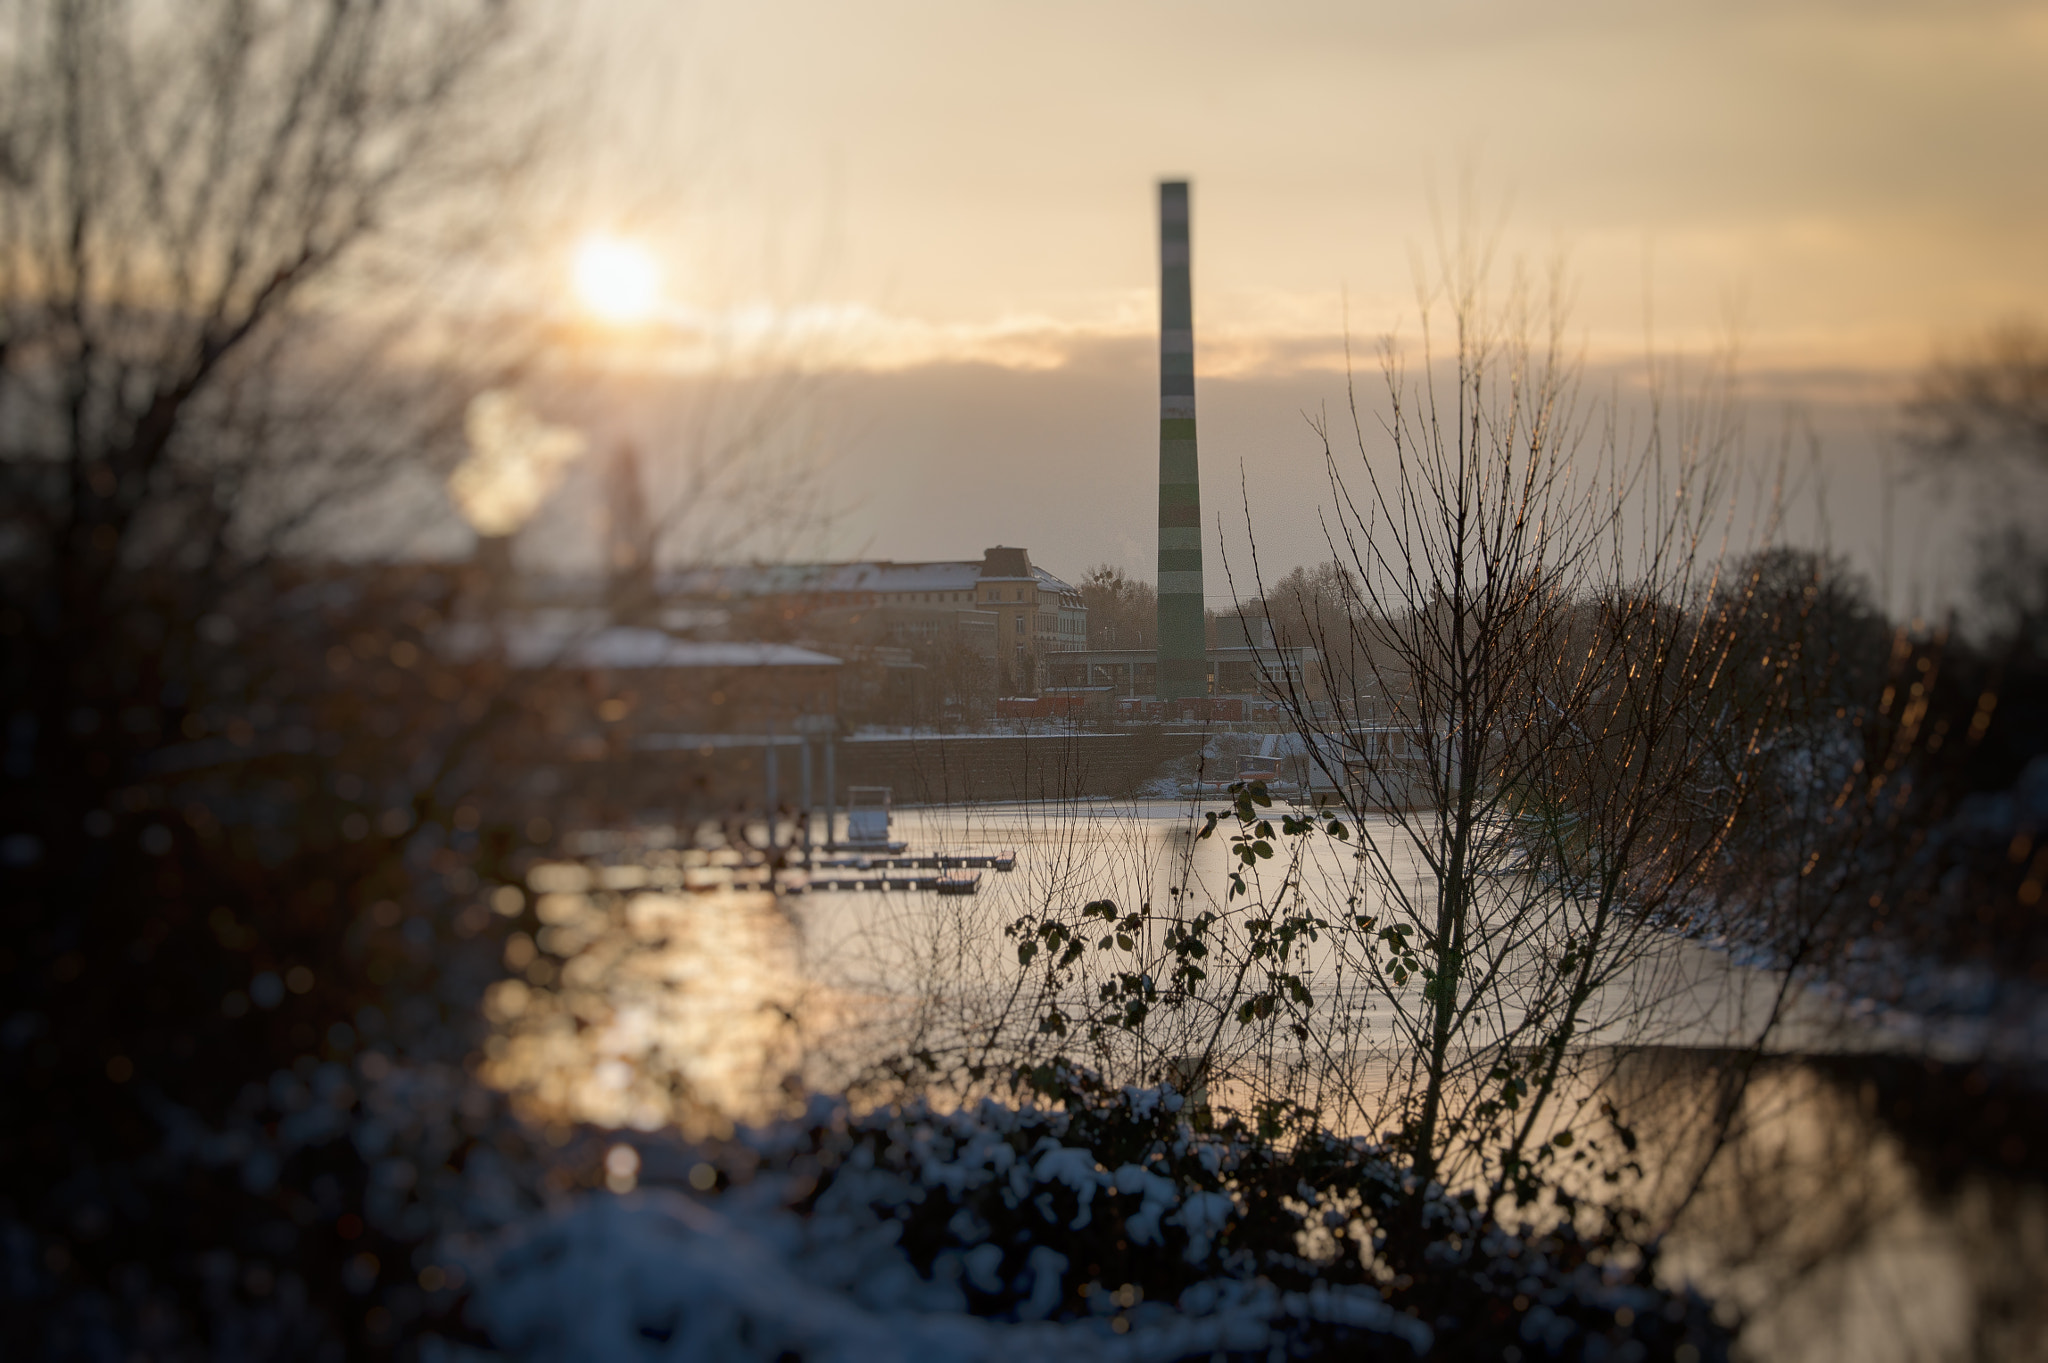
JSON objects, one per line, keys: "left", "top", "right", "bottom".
{"left": 461, "top": 1189, "right": 1426, "bottom": 1363}
{"left": 447, "top": 1082, "right": 1724, "bottom": 1362}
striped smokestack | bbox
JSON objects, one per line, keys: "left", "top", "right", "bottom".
{"left": 1155, "top": 180, "right": 1205, "bottom": 700}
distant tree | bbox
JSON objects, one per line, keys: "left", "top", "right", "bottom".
{"left": 1258, "top": 561, "right": 1358, "bottom": 649}
{"left": 1905, "top": 319, "right": 2048, "bottom": 470}
{"left": 1079, "top": 563, "right": 1155, "bottom": 650}
{"left": 925, "top": 634, "right": 996, "bottom": 726}
{"left": 1249, "top": 560, "right": 1376, "bottom": 694}
{"left": 997, "top": 643, "right": 1040, "bottom": 698}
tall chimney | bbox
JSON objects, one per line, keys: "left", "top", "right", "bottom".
{"left": 1155, "top": 180, "right": 1206, "bottom": 700}
{"left": 604, "top": 440, "right": 656, "bottom": 625}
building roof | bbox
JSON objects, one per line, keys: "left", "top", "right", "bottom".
{"left": 462, "top": 621, "right": 842, "bottom": 670}
{"left": 663, "top": 555, "right": 1079, "bottom": 599}
{"left": 1033, "top": 566, "right": 1082, "bottom": 598}
{"left": 664, "top": 560, "right": 981, "bottom": 598}
{"left": 563, "top": 631, "right": 841, "bottom": 670}
{"left": 979, "top": 545, "right": 1033, "bottom": 580}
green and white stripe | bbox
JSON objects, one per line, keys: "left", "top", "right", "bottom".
{"left": 1156, "top": 180, "right": 1206, "bottom": 699}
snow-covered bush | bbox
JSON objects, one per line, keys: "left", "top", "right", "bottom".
{"left": 463, "top": 1069, "right": 1730, "bottom": 1361}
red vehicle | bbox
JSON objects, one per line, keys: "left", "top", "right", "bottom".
{"left": 1115, "top": 697, "right": 1250, "bottom": 723}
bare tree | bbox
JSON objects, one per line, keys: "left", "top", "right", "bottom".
{"left": 987, "top": 253, "right": 1802, "bottom": 1246}
{"left": 0, "top": 4, "right": 563, "bottom": 1354}
{"left": 1079, "top": 562, "right": 1156, "bottom": 650}
{"left": 1254, "top": 561, "right": 1351, "bottom": 646}
{"left": 1229, "top": 267, "right": 1781, "bottom": 1198}
{"left": 0, "top": 1, "right": 543, "bottom": 581}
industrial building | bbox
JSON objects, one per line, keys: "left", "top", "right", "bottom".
{"left": 664, "top": 546, "right": 1085, "bottom": 691}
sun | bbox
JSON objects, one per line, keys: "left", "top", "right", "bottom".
{"left": 573, "top": 234, "right": 662, "bottom": 325}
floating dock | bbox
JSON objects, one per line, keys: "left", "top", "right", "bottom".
{"left": 688, "top": 871, "right": 985, "bottom": 895}
{"left": 803, "top": 872, "right": 983, "bottom": 895}
{"left": 673, "top": 854, "right": 1009, "bottom": 896}
{"left": 811, "top": 851, "right": 1016, "bottom": 872}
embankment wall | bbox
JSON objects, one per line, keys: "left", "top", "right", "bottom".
{"left": 834, "top": 729, "right": 1208, "bottom": 805}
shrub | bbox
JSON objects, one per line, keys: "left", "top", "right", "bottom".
{"left": 468, "top": 1070, "right": 1731, "bottom": 1361}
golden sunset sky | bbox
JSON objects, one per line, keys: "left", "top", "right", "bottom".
{"left": 540, "top": 0, "right": 2048, "bottom": 610}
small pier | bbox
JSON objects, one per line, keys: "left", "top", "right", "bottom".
{"left": 803, "top": 871, "right": 982, "bottom": 895}
{"left": 669, "top": 863, "right": 991, "bottom": 896}
{"left": 569, "top": 785, "right": 1016, "bottom": 896}
{"left": 810, "top": 851, "right": 1016, "bottom": 872}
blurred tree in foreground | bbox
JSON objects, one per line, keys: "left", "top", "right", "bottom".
{"left": 1714, "top": 547, "right": 1891, "bottom": 742}
{"left": 0, "top": 2, "right": 554, "bottom": 1356}
{"left": 1710, "top": 325, "right": 2048, "bottom": 993}
{"left": 1882, "top": 321, "right": 2048, "bottom": 969}
{"left": 1903, "top": 318, "right": 2047, "bottom": 824}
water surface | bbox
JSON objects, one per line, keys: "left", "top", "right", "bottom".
{"left": 480, "top": 798, "right": 2046, "bottom": 1363}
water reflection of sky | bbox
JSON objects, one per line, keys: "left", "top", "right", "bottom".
{"left": 476, "top": 799, "right": 2046, "bottom": 1363}
{"left": 481, "top": 799, "right": 1894, "bottom": 1135}
{"left": 1622, "top": 1055, "right": 2048, "bottom": 1363}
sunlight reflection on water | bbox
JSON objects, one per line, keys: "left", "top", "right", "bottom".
{"left": 481, "top": 886, "right": 819, "bottom": 1137}
{"left": 479, "top": 799, "right": 1870, "bottom": 1133}
{"left": 474, "top": 799, "right": 2046, "bottom": 1363}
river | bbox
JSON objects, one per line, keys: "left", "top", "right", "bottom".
{"left": 477, "top": 797, "right": 2048, "bottom": 1363}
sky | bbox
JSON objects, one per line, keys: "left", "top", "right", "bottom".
{"left": 517, "top": 0, "right": 2048, "bottom": 615}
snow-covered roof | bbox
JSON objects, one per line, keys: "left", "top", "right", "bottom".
{"left": 664, "top": 561, "right": 982, "bottom": 599}
{"left": 563, "top": 630, "right": 839, "bottom": 670}
{"left": 837, "top": 561, "right": 982, "bottom": 593}
{"left": 468, "top": 622, "right": 841, "bottom": 670}
{"left": 587, "top": 634, "right": 838, "bottom": 670}
{"left": 1033, "top": 566, "right": 1080, "bottom": 597}
{"left": 663, "top": 559, "right": 1082, "bottom": 599}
